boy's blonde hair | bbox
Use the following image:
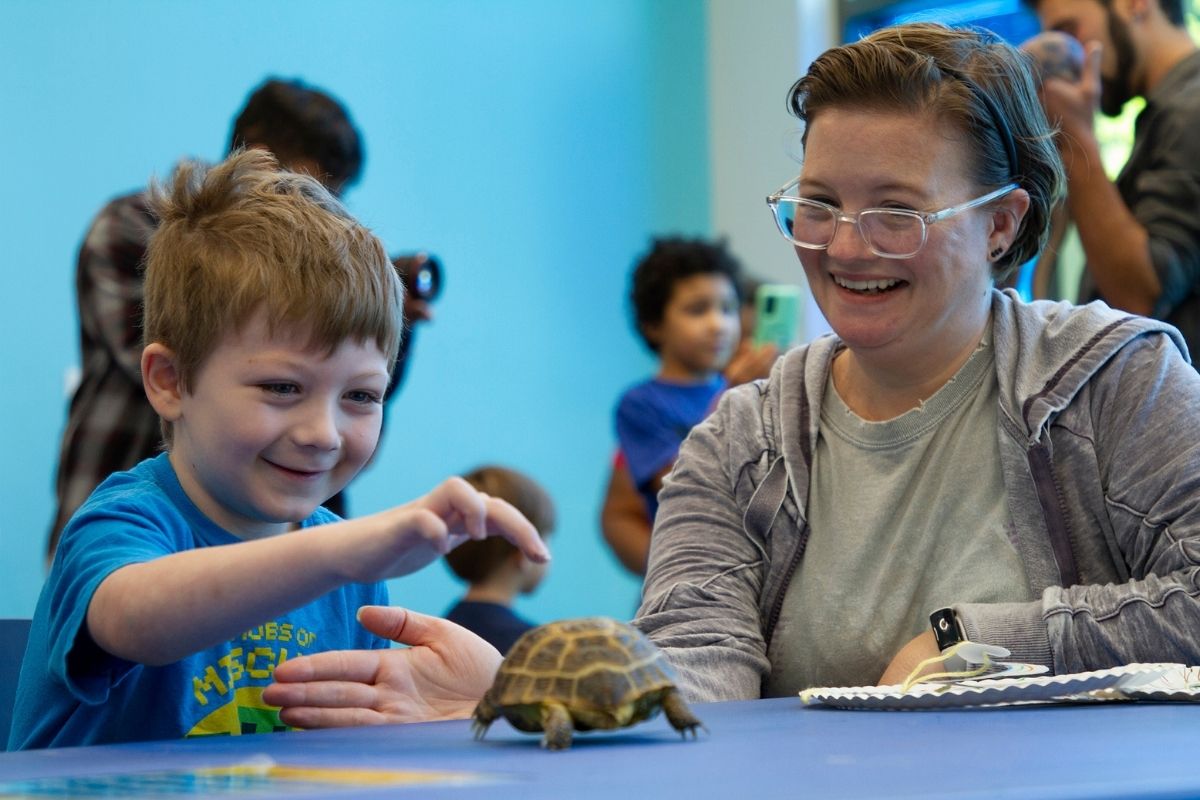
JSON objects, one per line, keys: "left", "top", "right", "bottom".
{"left": 143, "top": 149, "right": 403, "bottom": 442}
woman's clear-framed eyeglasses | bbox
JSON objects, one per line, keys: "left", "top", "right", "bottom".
{"left": 765, "top": 179, "right": 1019, "bottom": 259}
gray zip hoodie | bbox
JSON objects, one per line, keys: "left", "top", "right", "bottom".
{"left": 636, "top": 289, "right": 1200, "bottom": 701}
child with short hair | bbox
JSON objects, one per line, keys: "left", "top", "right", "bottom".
{"left": 602, "top": 270, "right": 769, "bottom": 576}
{"left": 9, "top": 150, "right": 548, "bottom": 750}
{"left": 444, "top": 465, "right": 556, "bottom": 653}
{"left": 614, "top": 238, "right": 774, "bottom": 521}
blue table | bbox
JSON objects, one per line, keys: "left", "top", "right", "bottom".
{"left": 1, "top": 697, "right": 1197, "bottom": 798}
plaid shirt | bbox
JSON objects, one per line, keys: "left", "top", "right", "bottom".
{"left": 49, "top": 191, "right": 162, "bottom": 557}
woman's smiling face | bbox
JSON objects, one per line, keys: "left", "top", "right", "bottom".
{"left": 795, "top": 106, "right": 1000, "bottom": 370}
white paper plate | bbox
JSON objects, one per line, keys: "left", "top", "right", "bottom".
{"left": 1091, "top": 664, "right": 1200, "bottom": 703}
{"left": 799, "top": 663, "right": 1182, "bottom": 710}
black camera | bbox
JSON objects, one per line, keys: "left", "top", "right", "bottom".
{"left": 392, "top": 253, "right": 443, "bottom": 303}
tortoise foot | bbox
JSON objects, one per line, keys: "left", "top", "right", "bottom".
{"left": 539, "top": 703, "right": 574, "bottom": 750}
{"left": 662, "top": 690, "right": 707, "bottom": 740}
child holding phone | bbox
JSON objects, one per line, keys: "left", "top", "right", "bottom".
{"left": 612, "top": 238, "right": 777, "bottom": 522}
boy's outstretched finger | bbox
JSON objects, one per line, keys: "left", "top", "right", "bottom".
{"left": 483, "top": 496, "right": 550, "bottom": 563}
{"left": 431, "top": 477, "right": 488, "bottom": 539}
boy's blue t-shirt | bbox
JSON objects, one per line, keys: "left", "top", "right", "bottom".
{"left": 614, "top": 375, "right": 726, "bottom": 517}
{"left": 9, "top": 454, "right": 388, "bottom": 751}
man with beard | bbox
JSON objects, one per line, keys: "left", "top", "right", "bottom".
{"left": 1024, "top": 0, "right": 1200, "bottom": 357}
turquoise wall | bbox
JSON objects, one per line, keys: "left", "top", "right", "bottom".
{"left": 0, "top": 1, "right": 711, "bottom": 623}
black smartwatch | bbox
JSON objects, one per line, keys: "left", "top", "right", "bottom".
{"left": 930, "top": 607, "right": 966, "bottom": 652}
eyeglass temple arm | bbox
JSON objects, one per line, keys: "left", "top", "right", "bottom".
{"left": 924, "top": 183, "right": 1018, "bottom": 222}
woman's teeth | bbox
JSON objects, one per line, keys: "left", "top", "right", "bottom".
{"left": 834, "top": 275, "right": 901, "bottom": 293}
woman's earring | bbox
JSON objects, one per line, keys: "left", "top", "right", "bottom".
{"left": 990, "top": 247, "right": 1004, "bottom": 259}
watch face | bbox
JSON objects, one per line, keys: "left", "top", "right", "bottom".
{"left": 930, "top": 608, "right": 963, "bottom": 651}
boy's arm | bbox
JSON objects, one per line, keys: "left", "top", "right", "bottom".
{"left": 88, "top": 478, "right": 549, "bottom": 665}
{"left": 600, "top": 457, "right": 653, "bottom": 576}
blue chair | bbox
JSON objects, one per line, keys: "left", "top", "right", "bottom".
{"left": 0, "top": 618, "right": 32, "bottom": 751}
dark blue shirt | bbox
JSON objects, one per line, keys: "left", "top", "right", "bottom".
{"left": 445, "top": 600, "right": 535, "bottom": 655}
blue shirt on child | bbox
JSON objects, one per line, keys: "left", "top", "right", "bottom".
{"left": 9, "top": 454, "right": 388, "bottom": 750}
{"left": 614, "top": 376, "right": 726, "bottom": 517}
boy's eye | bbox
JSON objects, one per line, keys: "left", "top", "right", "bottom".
{"left": 345, "top": 390, "right": 382, "bottom": 405}
{"left": 261, "top": 383, "right": 300, "bottom": 397}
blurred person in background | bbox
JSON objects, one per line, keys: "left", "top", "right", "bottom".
{"left": 444, "top": 465, "right": 556, "bottom": 654}
{"left": 1023, "top": 0, "right": 1200, "bottom": 356}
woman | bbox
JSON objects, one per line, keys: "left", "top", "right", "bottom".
{"left": 635, "top": 23, "right": 1200, "bottom": 699}
{"left": 245, "top": 23, "right": 1200, "bottom": 728}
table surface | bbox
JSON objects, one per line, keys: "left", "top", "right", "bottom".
{"left": 2, "top": 696, "right": 1198, "bottom": 799}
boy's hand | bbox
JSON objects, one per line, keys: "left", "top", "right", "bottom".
{"left": 343, "top": 477, "right": 550, "bottom": 582}
{"left": 262, "top": 606, "right": 501, "bottom": 726}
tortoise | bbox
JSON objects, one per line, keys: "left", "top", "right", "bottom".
{"left": 471, "top": 616, "right": 705, "bottom": 750}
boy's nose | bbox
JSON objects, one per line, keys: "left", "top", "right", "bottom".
{"left": 294, "top": 402, "right": 341, "bottom": 450}
{"left": 707, "top": 309, "right": 732, "bottom": 330}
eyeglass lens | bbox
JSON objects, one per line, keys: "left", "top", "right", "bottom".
{"left": 774, "top": 199, "right": 924, "bottom": 257}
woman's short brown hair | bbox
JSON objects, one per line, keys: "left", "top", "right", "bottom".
{"left": 788, "top": 23, "right": 1065, "bottom": 279}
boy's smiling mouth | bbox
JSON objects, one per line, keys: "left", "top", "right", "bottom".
{"left": 266, "top": 459, "right": 331, "bottom": 479}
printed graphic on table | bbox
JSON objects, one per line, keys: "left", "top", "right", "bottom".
{"left": 0, "top": 758, "right": 495, "bottom": 798}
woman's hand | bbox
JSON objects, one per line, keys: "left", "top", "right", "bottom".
{"left": 262, "top": 606, "right": 503, "bottom": 727}
{"left": 877, "top": 630, "right": 941, "bottom": 686}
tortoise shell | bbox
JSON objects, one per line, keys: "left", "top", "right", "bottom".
{"left": 472, "top": 616, "right": 703, "bottom": 748}
{"left": 492, "top": 617, "right": 676, "bottom": 711}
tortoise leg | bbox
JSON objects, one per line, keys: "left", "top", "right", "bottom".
{"left": 661, "top": 689, "right": 706, "bottom": 740}
{"left": 539, "top": 703, "right": 574, "bottom": 750}
{"left": 471, "top": 692, "right": 500, "bottom": 741}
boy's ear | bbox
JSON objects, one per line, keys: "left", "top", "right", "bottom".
{"left": 141, "top": 343, "right": 184, "bottom": 422}
{"left": 641, "top": 321, "right": 662, "bottom": 349}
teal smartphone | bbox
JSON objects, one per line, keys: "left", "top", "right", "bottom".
{"left": 753, "top": 284, "right": 801, "bottom": 350}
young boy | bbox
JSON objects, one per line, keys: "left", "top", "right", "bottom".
{"left": 9, "top": 150, "right": 548, "bottom": 750}
{"left": 613, "top": 238, "right": 774, "bottom": 521}
{"left": 601, "top": 272, "right": 767, "bottom": 577}
{"left": 443, "top": 466, "right": 556, "bottom": 654}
